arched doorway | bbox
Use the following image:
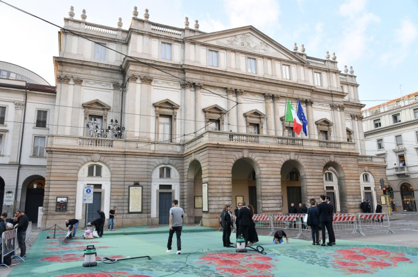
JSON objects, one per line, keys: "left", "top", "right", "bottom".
{"left": 24, "top": 177, "right": 45, "bottom": 223}
{"left": 0, "top": 177, "right": 4, "bottom": 211}
{"left": 281, "top": 160, "right": 304, "bottom": 213}
{"left": 359, "top": 172, "right": 377, "bottom": 212}
{"left": 151, "top": 164, "right": 180, "bottom": 224}
{"left": 187, "top": 160, "right": 202, "bottom": 224}
{"left": 232, "top": 158, "right": 259, "bottom": 213}
{"left": 323, "top": 169, "right": 340, "bottom": 213}
{"left": 401, "top": 184, "right": 417, "bottom": 212}
{"left": 323, "top": 162, "right": 346, "bottom": 212}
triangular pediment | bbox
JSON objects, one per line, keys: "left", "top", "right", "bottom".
{"left": 202, "top": 104, "right": 227, "bottom": 114}
{"left": 153, "top": 98, "right": 180, "bottom": 109}
{"left": 187, "top": 26, "right": 306, "bottom": 63}
{"left": 315, "top": 118, "right": 333, "bottom": 126}
{"left": 82, "top": 99, "right": 111, "bottom": 110}
{"left": 244, "top": 109, "right": 266, "bottom": 118}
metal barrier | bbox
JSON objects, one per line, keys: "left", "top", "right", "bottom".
{"left": 252, "top": 214, "right": 273, "bottom": 235}
{"left": 356, "top": 213, "right": 394, "bottom": 236}
{"left": 1, "top": 229, "right": 18, "bottom": 268}
{"left": 332, "top": 214, "right": 357, "bottom": 235}
{"left": 272, "top": 214, "right": 298, "bottom": 237}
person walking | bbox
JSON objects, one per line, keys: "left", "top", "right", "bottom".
{"left": 108, "top": 206, "right": 116, "bottom": 230}
{"left": 234, "top": 203, "right": 242, "bottom": 238}
{"left": 247, "top": 204, "right": 259, "bottom": 246}
{"left": 14, "top": 210, "right": 29, "bottom": 258}
{"left": 325, "top": 196, "right": 336, "bottom": 245}
{"left": 166, "top": 200, "right": 184, "bottom": 255}
{"left": 238, "top": 202, "right": 253, "bottom": 245}
{"left": 65, "top": 218, "right": 79, "bottom": 238}
{"left": 307, "top": 199, "right": 320, "bottom": 245}
{"left": 317, "top": 195, "right": 333, "bottom": 246}
{"left": 375, "top": 203, "right": 383, "bottom": 223}
{"left": 221, "top": 204, "right": 233, "bottom": 247}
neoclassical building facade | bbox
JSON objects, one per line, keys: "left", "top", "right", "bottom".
{"left": 42, "top": 8, "right": 387, "bottom": 228}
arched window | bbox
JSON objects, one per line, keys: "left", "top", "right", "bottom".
{"left": 324, "top": 172, "right": 334, "bottom": 182}
{"left": 88, "top": 164, "right": 102, "bottom": 177}
{"left": 362, "top": 173, "right": 370, "bottom": 182}
{"left": 159, "top": 167, "right": 171, "bottom": 178}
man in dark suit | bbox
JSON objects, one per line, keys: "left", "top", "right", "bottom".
{"left": 325, "top": 196, "right": 336, "bottom": 245}
{"left": 221, "top": 204, "right": 233, "bottom": 247}
{"left": 317, "top": 195, "right": 333, "bottom": 246}
{"left": 238, "top": 202, "right": 253, "bottom": 245}
{"left": 234, "top": 203, "right": 242, "bottom": 238}
{"left": 289, "top": 203, "right": 298, "bottom": 213}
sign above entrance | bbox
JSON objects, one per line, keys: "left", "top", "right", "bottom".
{"left": 83, "top": 185, "right": 94, "bottom": 204}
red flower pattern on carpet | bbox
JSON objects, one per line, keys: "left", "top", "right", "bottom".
{"left": 59, "top": 272, "right": 150, "bottom": 277}
{"left": 198, "top": 252, "right": 276, "bottom": 277}
{"left": 328, "top": 247, "right": 414, "bottom": 275}
{"left": 41, "top": 254, "right": 83, "bottom": 263}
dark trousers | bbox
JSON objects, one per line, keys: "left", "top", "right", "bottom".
{"left": 235, "top": 222, "right": 239, "bottom": 238}
{"left": 329, "top": 222, "right": 335, "bottom": 243}
{"left": 238, "top": 225, "right": 249, "bottom": 244}
{"left": 320, "top": 221, "right": 333, "bottom": 244}
{"left": 17, "top": 231, "right": 26, "bottom": 257}
{"left": 310, "top": 225, "right": 319, "bottom": 244}
{"left": 222, "top": 226, "right": 231, "bottom": 246}
{"left": 167, "top": 226, "right": 182, "bottom": 251}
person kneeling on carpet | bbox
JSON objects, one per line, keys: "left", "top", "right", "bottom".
{"left": 65, "top": 219, "right": 79, "bottom": 238}
{"left": 91, "top": 218, "right": 104, "bottom": 237}
{"left": 273, "top": 230, "right": 289, "bottom": 244}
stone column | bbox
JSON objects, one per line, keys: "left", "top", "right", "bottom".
{"left": 71, "top": 78, "right": 83, "bottom": 135}
{"left": 125, "top": 75, "right": 138, "bottom": 139}
{"left": 55, "top": 75, "right": 70, "bottom": 135}
{"left": 194, "top": 83, "right": 203, "bottom": 135}
{"left": 139, "top": 76, "right": 153, "bottom": 140}
{"left": 339, "top": 105, "right": 347, "bottom": 142}
{"left": 64, "top": 78, "right": 74, "bottom": 135}
{"left": 227, "top": 88, "right": 237, "bottom": 132}
{"left": 264, "top": 93, "right": 274, "bottom": 135}
{"left": 305, "top": 99, "right": 315, "bottom": 139}
{"left": 329, "top": 104, "right": 338, "bottom": 141}
{"left": 351, "top": 114, "right": 361, "bottom": 153}
{"left": 9, "top": 101, "right": 25, "bottom": 163}
{"left": 181, "top": 82, "right": 194, "bottom": 141}
{"left": 236, "top": 89, "right": 246, "bottom": 133}
{"left": 273, "top": 94, "right": 281, "bottom": 136}
{"left": 358, "top": 115, "right": 366, "bottom": 155}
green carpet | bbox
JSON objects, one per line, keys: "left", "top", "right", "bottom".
{"left": 7, "top": 226, "right": 418, "bottom": 277}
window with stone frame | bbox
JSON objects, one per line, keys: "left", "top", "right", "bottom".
{"left": 377, "top": 139, "right": 384, "bottom": 150}
{"left": 248, "top": 58, "right": 257, "bottom": 74}
{"left": 346, "top": 128, "right": 353, "bottom": 142}
{"left": 324, "top": 172, "right": 333, "bottom": 182}
{"left": 94, "top": 43, "right": 106, "bottom": 61}
{"left": 82, "top": 100, "right": 111, "bottom": 138}
{"left": 414, "top": 108, "right": 418, "bottom": 119}
{"left": 314, "top": 72, "right": 322, "bottom": 86}
{"left": 395, "top": 135, "right": 403, "bottom": 146}
{"left": 392, "top": 113, "right": 401, "bottom": 124}
{"left": 244, "top": 109, "right": 265, "bottom": 135}
{"left": 373, "top": 119, "right": 381, "bottom": 128}
{"left": 362, "top": 173, "right": 370, "bottom": 182}
{"left": 36, "top": 110, "right": 48, "bottom": 128}
{"left": 88, "top": 164, "right": 102, "bottom": 177}
{"left": 32, "top": 136, "right": 46, "bottom": 157}
{"left": 161, "top": 42, "right": 172, "bottom": 60}
{"left": 153, "top": 99, "right": 180, "bottom": 143}
{"left": 315, "top": 118, "right": 333, "bottom": 141}
{"left": 209, "top": 50, "right": 218, "bottom": 67}
{"left": 0, "top": 106, "right": 5, "bottom": 125}
{"left": 282, "top": 64, "right": 291, "bottom": 80}
{"left": 159, "top": 167, "right": 171, "bottom": 178}
{"left": 202, "top": 104, "right": 227, "bottom": 132}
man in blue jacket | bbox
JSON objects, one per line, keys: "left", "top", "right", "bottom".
{"left": 317, "top": 195, "right": 333, "bottom": 246}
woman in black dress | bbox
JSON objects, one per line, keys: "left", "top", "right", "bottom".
{"left": 247, "top": 204, "right": 259, "bottom": 245}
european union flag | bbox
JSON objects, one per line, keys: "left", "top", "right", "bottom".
{"left": 297, "top": 100, "right": 308, "bottom": 136}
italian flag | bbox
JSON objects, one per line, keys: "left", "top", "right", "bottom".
{"left": 285, "top": 100, "right": 303, "bottom": 135}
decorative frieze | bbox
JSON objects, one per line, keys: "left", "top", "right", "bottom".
{"left": 152, "top": 80, "right": 179, "bottom": 88}
{"left": 14, "top": 101, "right": 25, "bottom": 109}
{"left": 84, "top": 80, "right": 112, "bottom": 88}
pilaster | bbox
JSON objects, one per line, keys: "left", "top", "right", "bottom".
{"left": 305, "top": 99, "right": 315, "bottom": 139}
{"left": 264, "top": 93, "right": 274, "bottom": 135}
{"left": 226, "top": 88, "right": 237, "bottom": 132}
{"left": 236, "top": 89, "right": 245, "bottom": 133}
{"left": 139, "top": 76, "right": 153, "bottom": 140}
{"left": 273, "top": 94, "right": 281, "bottom": 136}
{"left": 194, "top": 83, "right": 203, "bottom": 135}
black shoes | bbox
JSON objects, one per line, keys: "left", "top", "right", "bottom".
{"left": 321, "top": 243, "right": 326, "bottom": 246}
{"left": 316, "top": 243, "right": 320, "bottom": 245}
{"left": 327, "top": 243, "right": 333, "bottom": 246}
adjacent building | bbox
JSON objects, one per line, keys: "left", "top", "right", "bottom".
{"left": 0, "top": 61, "right": 56, "bottom": 222}
{"left": 362, "top": 92, "right": 418, "bottom": 212}
{"left": 39, "top": 7, "right": 387, "bottom": 229}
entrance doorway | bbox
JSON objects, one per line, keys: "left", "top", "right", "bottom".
{"left": 159, "top": 192, "right": 172, "bottom": 224}
{"left": 85, "top": 191, "right": 102, "bottom": 226}
{"left": 24, "top": 178, "right": 45, "bottom": 223}
{"left": 249, "top": 186, "right": 257, "bottom": 213}
{"left": 401, "top": 184, "right": 417, "bottom": 212}
{"left": 364, "top": 192, "right": 373, "bottom": 212}
{"left": 287, "top": 187, "right": 301, "bottom": 211}
{"left": 326, "top": 191, "right": 337, "bottom": 213}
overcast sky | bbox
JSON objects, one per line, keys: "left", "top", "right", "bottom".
{"left": 0, "top": 0, "right": 417, "bottom": 108}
